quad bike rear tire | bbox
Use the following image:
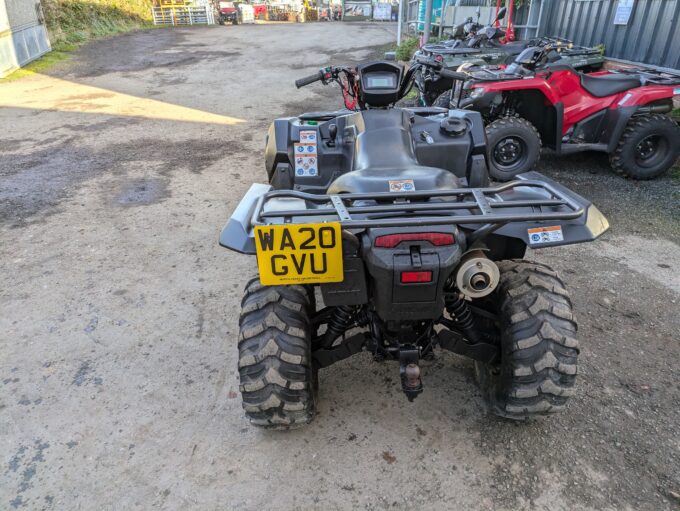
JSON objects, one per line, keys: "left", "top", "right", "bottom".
{"left": 237, "top": 278, "right": 318, "bottom": 429}
{"left": 610, "top": 114, "right": 680, "bottom": 180}
{"left": 475, "top": 260, "right": 578, "bottom": 420}
{"left": 485, "top": 117, "right": 541, "bottom": 181}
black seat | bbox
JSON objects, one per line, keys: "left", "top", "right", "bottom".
{"left": 327, "top": 167, "right": 462, "bottom": 194}
{"left": 327, "top": 109, "right": 464, "bottom": 194}
{"left": 580, "top": 73, "right": 641, "bottom": 97}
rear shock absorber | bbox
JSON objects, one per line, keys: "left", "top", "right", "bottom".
{"left": 322, "top": 306, "right": 355, "bottom": 348}
{"left": 445, "top": 294, "right": 481, "bottom": 344}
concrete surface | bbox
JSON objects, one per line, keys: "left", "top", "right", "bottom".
{"left": 1, "top": 22, "right": 680, "bottom": 511}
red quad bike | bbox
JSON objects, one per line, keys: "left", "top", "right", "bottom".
{"left": 438, "top": 44, "right": 680, "bottom": 181}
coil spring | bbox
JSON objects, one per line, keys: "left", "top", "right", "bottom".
{"left": 446, "top": 294, "right": 475, "bottom": 330}
{"left": 445, "top": 294, "right": 480, "bottom": 343}
{"left": 323, "top": 306, "right": 355, "bottom": 347}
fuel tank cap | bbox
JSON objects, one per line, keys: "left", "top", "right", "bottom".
{"left": 439, "top": 117, "right": 467, "bottom": 137}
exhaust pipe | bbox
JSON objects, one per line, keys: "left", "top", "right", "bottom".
{"left": 636, "top": 102, "right": 673, "bottom": 115}
{"left": 455, "top": 250, "right": 499, "bottom": 299}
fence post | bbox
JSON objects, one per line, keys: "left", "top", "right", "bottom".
{"left": 397, "top": 0, "right": 404, "bottom": 45}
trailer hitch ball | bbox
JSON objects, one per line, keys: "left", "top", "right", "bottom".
{"left": 455, "top": 251, "right": 500, "bottom": 299}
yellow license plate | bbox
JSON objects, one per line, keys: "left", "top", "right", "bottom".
{"left": 254, "top": 222, "right": 344, "bottom": 285}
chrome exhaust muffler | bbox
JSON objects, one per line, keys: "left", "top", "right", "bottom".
{"left": 455, "top": 250, "right": 500, "bottom": 299}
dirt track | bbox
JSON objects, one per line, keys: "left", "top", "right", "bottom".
{"left": 1, "top": 22, "right": 679, "bottom": 511}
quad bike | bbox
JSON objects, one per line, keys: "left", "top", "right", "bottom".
{"left": 409, "top": 7, "right": 604, "bottom": 107}
{"left": 219, "top": 60, "right": 609, "bottom": 429}
{"left": 405, "top": 35, "right": 603, "bottom": 109}
{"left": 218, "top": 1, "right": 241, "bottom": 24}
{"left": 435, "top": 45, "right": 680, "bottom": 181}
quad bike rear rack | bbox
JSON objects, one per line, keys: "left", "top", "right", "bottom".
{"left": 251, "top": 179, "right": 584, "bottom": 229}
{"left": 220, "top": 172, "right": 609, "bottom": 253}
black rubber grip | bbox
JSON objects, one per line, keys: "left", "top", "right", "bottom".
{"left": 295, "top": 71, "right": 324, "bottom": 88}
{"left": 439, "top": 69, "right": 468, "bottom": 81}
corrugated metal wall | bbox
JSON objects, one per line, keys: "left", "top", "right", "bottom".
{"left": 542, "top": 0, "right": 680, "bottom": 69}
{"left": 0, "top": 0, "right": 50, "bottom": 78}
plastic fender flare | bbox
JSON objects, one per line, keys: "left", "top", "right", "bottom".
{"left": 603, "top": 105, "right": 638, "bottom": 153}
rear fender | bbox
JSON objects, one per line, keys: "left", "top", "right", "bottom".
{"left": 470, "top": 171, "right": 609, "bottom": 249}
{"left": 219, "top": 183, "right": 272, "bottom": 254}
{"left": 602, "top": 88, "right": 677, "bottom": 151}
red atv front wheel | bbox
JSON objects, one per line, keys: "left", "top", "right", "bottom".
{"left": 485, "top": 117, "right": 541, "bottom": 181}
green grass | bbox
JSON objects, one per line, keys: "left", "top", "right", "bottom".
{"left": 395, "top": 36, "right": 420, "bottom": 62}
{"left": 2, "top": 0, "right": 153, "bottom": 80}
{"left": 2, "top": 50, "right": 71, "bottom": 81}
{"left": 393, "top": 36, "right": 447, "bottom": 62}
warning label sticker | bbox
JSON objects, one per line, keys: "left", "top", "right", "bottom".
{"left": 527, "top": 226, "right": 564, "bottom": 245}
{"left": 388, "top": 179, "right": 416, "bottom": 192}
{"left": 300, "top": 130, "right": 318, "bottom": 144}
{"left": 294, "top": 142, "right": 317, "bottom": 177}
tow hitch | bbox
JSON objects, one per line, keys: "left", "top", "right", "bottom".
{"left": 399, "top": 347, "right": 423, "bottom": 401}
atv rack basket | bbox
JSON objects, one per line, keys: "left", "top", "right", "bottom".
{"left": 251, "top": 179, "right": 585, "bottom": 229}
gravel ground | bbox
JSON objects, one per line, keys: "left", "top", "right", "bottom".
{"left": 1, "top": 22, "right": 679, "bottom": 511}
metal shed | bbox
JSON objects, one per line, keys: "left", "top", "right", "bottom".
{"left": 0, "top": 0, "right": 50, "bottom": 77}
{"left": 541, "top": 0, "right": 680, "bottom": 70}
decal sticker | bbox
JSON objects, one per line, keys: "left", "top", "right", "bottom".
{"left": 618, "top": 93, "right": 632, "bottom": 106}
{"left": 294, "top": 143, "right": 317, "bottom": 176}
{"left": 527, "top": 226, "right": 564, "bottom": 245}
{"left": 388, "top": 179, "right": 416, "bottom": 192}
{"left": 294, "top": 131, "right": 318, "bottom": 177}
{"left": 300, "top": 130, "right": 318, "bottom": 143}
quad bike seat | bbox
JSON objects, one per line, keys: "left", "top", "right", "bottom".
{"left": 580, "top": 73, "right": 642, "bottom": 97}
{"left": 327, "top": 109, "right": 465, "bottom": 194}
{"left": 327, "top": 166, "right": 462, "bottom": 194}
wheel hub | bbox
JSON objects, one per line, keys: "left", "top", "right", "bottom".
{"left": 635, "top": 135, "right": 659, "bottom": 161}
{"left": 494, "top": 137, "right": 524, "bottom": 166}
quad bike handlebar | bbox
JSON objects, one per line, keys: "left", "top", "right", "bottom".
{"left": 295, "top": 70, "right": 326, "bottom": 88}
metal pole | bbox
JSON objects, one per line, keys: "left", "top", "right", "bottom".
{"left": 438, "top": 0, "right": 449, "bottom": 38}
{"left": 397, "top": 0, "right": 404, "bottom": 45}
{"left": 423, "top": 0, "right": 433, "bottom": 43}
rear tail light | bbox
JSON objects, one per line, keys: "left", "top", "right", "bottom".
{"left": 374, "top": 232, "right": 455, "bottom": 248}
{"left": 401, "top": 271, "right": 433, "bottom": 283}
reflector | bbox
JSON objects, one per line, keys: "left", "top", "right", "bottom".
{"left": 374, "top": 232, "right": 454, "bottom": 248}
{"left": 401, "top": 271, "right": 433, "bottom": 283}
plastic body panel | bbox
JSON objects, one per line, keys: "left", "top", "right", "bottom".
{"left": 463, "top": 67, "right": 679, "bottom": 152}
{"left": 263, "top": 108, "right": 489, "bottom": 194}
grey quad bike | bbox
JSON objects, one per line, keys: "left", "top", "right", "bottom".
{"left": 219, "top": 60, "right": 609, "bottom": 429}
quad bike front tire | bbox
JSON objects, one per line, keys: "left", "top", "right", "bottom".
{"left": 610, "top": 114, "right": 680, "bottom": 180}
{"left": 485, "top": 117, "right": 541, "bottom": 181}
{"left": 475, "top": 260, "right": 578, "bottom": 420}
{"left": 237, "top": 278, "right": 318, "bottom": 429}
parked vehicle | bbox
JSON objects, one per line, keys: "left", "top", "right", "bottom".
{"left": 218, "top": 1, "right": 241, "bottom": 24}
{"left": 219, "top": 60, "right": 609, "bottom": 429}
{"left": 435, "top": 45, "right": 680, "bottom": 180}
{"left": 410, "top": 8, "right": 604, "bottom": 107}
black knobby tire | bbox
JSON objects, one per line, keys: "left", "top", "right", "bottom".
{"left": 433, "top": 91, "right": 451, "bottom": 109}
{"left": 610, "top": 114, "right": 680, "bottom": 180}
{"left": 485, "top": 117, "right": 541, "bottom": 181}
{"left": 475, "top": 260, "right": 578, "bottom": 420}
{"left": 238, "top": 278, "right": 318, "bottom": 429}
